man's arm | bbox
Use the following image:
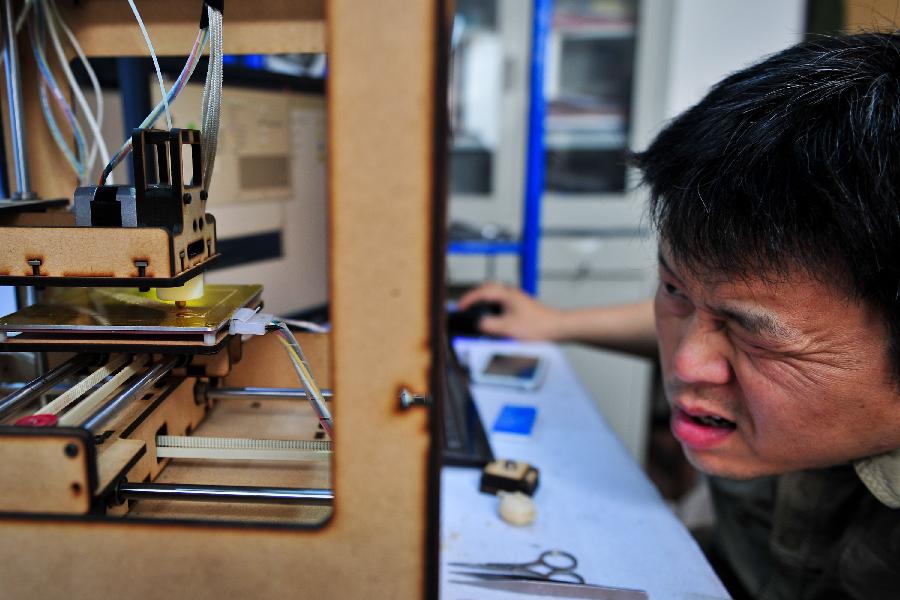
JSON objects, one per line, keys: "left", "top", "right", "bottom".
{"left": 458, "top": 284, "right": 658, "bottom": 359}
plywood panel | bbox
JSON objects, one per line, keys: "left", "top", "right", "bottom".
{"left": 225, "top": 331, "right": 332, "bottom": 389}
{"left": 62, "top": 0, "right": 326, "bottom": 56}
{"left": 845, "top": 0, "right": 900, "bottom": 31}
{"left": 326, "top": 0, "right": 436, "bottom": 595}
{"left": 0, "top": 226, "right": 173, "bottom": 278}
{"left": 96, "top": 438, "right": 145, "bottom": 493}
{"left": 0, "top": 433, "right": 91, "bottom": 514}
{"left": 0, "top": 0, "right": 442, "bottom": 598}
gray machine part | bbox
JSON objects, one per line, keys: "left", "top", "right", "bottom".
{"left": 74, "top": 186, "right": 138, "bottom": 227}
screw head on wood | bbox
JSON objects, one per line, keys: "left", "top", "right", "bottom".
{"left": 399, "top": 388, "right": 430, "bottom": 410}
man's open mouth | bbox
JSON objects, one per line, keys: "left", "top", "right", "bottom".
{"left": 671, "top": 406, "right": 738, "bottom": 449}
{"left": 686, "top": 413, "right": 736, "bottom": 429}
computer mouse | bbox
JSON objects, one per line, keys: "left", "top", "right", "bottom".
{"left": 447, "top": 301, "right": 504, "bottom": 338}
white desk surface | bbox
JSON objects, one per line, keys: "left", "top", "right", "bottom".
{"left": 441, "top": 339, "right": 729, "bottom": 600}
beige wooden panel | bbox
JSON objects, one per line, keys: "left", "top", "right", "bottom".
{"left": 62, "top": 0, "right": 325, "bottom": 56}
{"left": 845, "top": 0, "right": 900, "bottom": 30}
{"left": 96, "top": 438, "right": 146, "bottom": 493}
{"left": 0, "top": 434, "right": 90, "bottom": 514}
{"left": 118, "top": 378, "right": 209, "bottom": 483}
{"left": 0, "top": 226, "right": 172, "bottom": 278}
{"left": 327, "top": 0, "right": 436, "bottom": 592}
{"left": 225, "top": 332, "right": 332, "bottom": 389}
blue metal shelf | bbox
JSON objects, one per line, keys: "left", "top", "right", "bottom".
{"left": 520, "top": 0, "right": 552, "bottom": 295}
{"left": 448, "top": 240, "right": 522, "bottom": 255}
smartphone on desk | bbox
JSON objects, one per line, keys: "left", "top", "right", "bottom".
{"left": 471, "top": 352, "right": 546, "bottom": 391}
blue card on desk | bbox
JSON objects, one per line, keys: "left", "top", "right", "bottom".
{"left": 492, "top": 405, "right": 537, "bottom": 436}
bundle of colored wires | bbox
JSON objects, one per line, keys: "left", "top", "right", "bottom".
{"left": 45, "top": 0, "right": 110, "bottom": 181}
{"left": 18, "top": 0, "right": 108, "bottom": 184}
{"left": 271, "top": 320, "right": 334, "bottom": 438}
{"left": 20, "top": 0, "right": 97, "bottom": 183}
{"left": 11, "top": 1, "right": 223, "bottom": 190}
{"left": 100, "top": 18, "right": 209, "bottom": 185}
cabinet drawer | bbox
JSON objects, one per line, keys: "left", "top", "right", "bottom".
{"left": 540, "top": 235, "right": 656, "bottom": 277}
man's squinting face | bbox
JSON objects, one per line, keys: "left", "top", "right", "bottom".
{"left": 655, "top": 246, "right": 900, "bottom": 479}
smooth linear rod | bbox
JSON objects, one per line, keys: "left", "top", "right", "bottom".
{"left": 207, "top": 386, "right": 334, "bottom": 401}
{"left": 116, "top": 482, "right": 334, "bottom": 506}
{"left": 0, "top": 355, "right": 92, "bottom": 420}
{"left": 81, "top": 357, "right": 179, "bottom": 431}
{"left": 0, "top": 383, "right": 69, "bottom": 396}
{"left": 2, "top": 0, "right": 31, "bottom": 197}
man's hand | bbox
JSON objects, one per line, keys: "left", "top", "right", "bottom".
{"left": 457, "top": 283, "right": 565, "bottom": 341}
{"left": 459, "top": 284, "right": 659, "bottom": 358}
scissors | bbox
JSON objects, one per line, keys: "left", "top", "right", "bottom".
{"left": 448, "top": 549, "right": 648, "bottom": 599}
{"left": 449, "top": 549, "right": 586, "bottom": 584}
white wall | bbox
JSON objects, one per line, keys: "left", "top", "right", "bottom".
{"left": 665, "top": 0, "right": 806, "bottom": 118}
{"left": 0, "top": 287, "right": 15, "bottom": 317}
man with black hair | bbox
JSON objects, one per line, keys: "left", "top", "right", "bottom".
{"left": 460, "top": 32, "right": 900, "bottom": 599}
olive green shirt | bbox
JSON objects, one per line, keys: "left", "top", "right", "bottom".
{"left": 709, "top": 450, "right": 900, "bottom": 599}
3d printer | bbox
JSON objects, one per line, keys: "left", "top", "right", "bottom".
{"left": 0, "top": 1, "right": 446, "bottom": 598}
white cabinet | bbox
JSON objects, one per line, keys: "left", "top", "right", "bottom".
{"left": 448, "top": 0, "right": 532, "bottom": 234}
{"left": 539, "top": 234, "right": 656, "bottom": 462}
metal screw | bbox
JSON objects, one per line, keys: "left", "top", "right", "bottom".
{"left": 182, "top": 192, "right": 192, "bottom": 204}
{"left": 64, "top": 443, "right": 79, "bottom": 458}
{"left": 399, "top": 388, "right": 430, "bottom": 410}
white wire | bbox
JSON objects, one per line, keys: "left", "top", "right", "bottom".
{"left": 127, "top": 0, "right": 171, "bottom": 130}
{"left": 14, "top": 0, "right": 34, "bottom": 33}
{"left": 44, "top": 0, "right": 110, "bottom": 184}
{"left": 279, "top": 318, "right": 330, "bottom": 334}
{"left": 274, "top": 321, "right": 333, "bottom": 437}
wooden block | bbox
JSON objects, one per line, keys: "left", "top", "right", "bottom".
{"left": 96, "top": 438, "right": 146, "bottom": 496}
{"left": 0, "top": 430, "right": 93, "bottom": 514}
{"left": 116, "top": 379, "right": 208, "bottom": 483}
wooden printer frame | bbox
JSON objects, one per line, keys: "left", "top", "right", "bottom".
{"left": 0, "top": 1, "right": 448, "bottom": 597}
